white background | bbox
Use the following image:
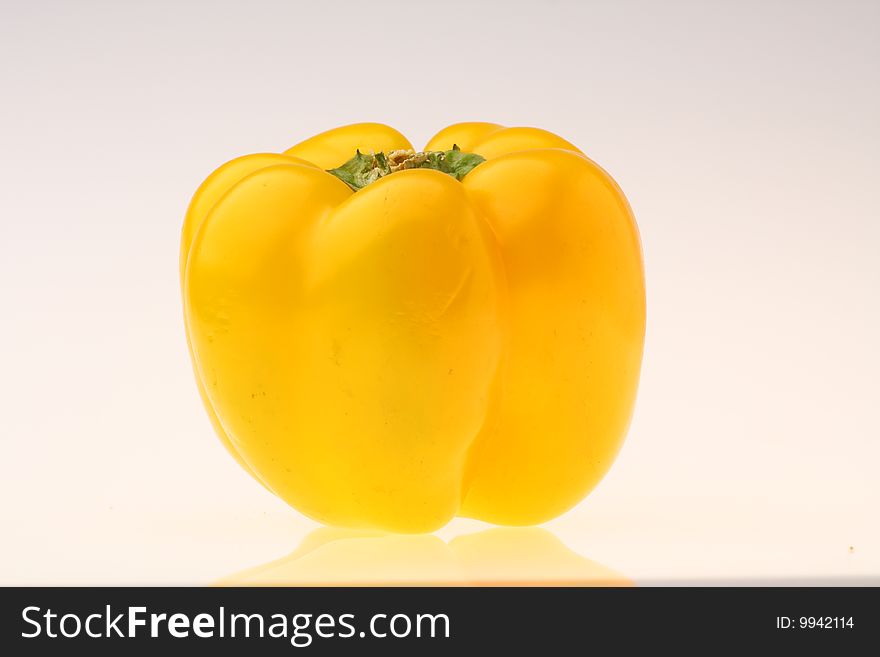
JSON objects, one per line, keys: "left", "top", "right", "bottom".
{"left": 1, "top": 0, "right": 878, "bottom": 584}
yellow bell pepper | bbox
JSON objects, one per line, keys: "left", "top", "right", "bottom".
{"left": 181, "top": 122, "right": 645, "bottom": 533}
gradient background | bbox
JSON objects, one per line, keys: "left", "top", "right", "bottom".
{"left": 1, "top": 0, "right": 877, "bottom": 584}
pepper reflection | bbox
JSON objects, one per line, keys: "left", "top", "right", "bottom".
{"left": 218, "top": 527, "right": 631, "bottom": 586}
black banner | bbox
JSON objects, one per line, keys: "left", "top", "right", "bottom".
{"left": 1, "top": 586, "right": 875, "bottom": 654}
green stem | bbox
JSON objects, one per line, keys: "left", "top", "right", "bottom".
{"left": 327, "top": 145, "right": 485, "bottom": 191}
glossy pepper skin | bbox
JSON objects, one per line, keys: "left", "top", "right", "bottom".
{"left": 181, "top": 123, "right": 645, "bottom": 533}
